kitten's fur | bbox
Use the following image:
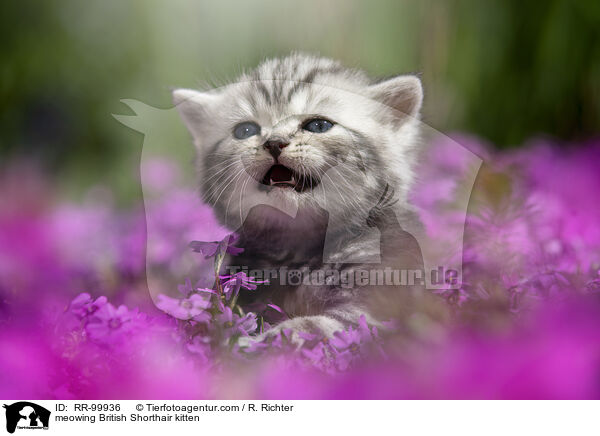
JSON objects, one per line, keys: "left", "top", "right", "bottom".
{"left": 174, "top": 53, "right": 432, "bottom": 341}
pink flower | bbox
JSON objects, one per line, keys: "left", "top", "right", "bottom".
{"left": 329, "top": 316, "right": 376, "bottom": 370}
{"left": 219, "top": 272, "right": 268, "bottom": 301}
{"left": 85, "top": 303, "right": 138, "bottom": 342}
{"left": 69, "top": 293, "right": 108, "bottom": 320}
{"left": 156, "top": 294, "right": 211, "bottom": 322}
{"left": 186, "top": 336, "right": 212, "bottom": 363}
{"left": 216, "top": 307, "right": 258, "bottom": 338}
{"left": 190, "top": 233, "right": 244, "bottom": 258}
{"left": 301, "top": 342, "right": 328, "bottom": 367}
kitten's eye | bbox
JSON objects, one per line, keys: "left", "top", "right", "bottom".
{"left": 302, "top": 118, "right": 334, "bottom": 133}
{"left": 233, "top": 122, "right": 261, "bottom": 139}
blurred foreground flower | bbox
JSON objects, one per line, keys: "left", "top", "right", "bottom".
{"left": 1, "top": 139, "right": 600, "bottom": 399}
{"left": 156, "top": 294, "right": 211, "bottom": 321}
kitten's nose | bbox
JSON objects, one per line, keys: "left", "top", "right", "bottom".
{"left": 263, "top": 138, "right": 290, "bottom": 159}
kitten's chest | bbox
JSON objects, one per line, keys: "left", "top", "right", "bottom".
{"left": 225, "top": 239, "right": 315, "bottom": 309}
{"left": 227, "top": 216, "right": 382, "bottom": 314}
{"left": 226, "top": 241, "right": 369, "bottom": 317}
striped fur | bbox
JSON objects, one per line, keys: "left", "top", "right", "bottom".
{"left": 174, "top": 54, "right": 427, "bottom": 342}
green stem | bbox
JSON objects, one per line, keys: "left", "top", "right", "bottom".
{"left": 229, "top": 291, "right": 239, "bottom": 309}
{"left": 214, "top": 253, "right": 225, "bottom": 297}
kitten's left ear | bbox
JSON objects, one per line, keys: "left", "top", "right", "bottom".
{"left": 367, "top": 75, "right": 423, "bottom": 120}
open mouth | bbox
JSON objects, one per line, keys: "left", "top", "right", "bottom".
{"left": 260, "top": 164, "right": 320, "bottom": 192}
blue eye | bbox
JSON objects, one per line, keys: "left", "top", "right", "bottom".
{"left": 302, "top": 118, "right": 334, "bottom": 133}
{"left": 233, "top": 122, "right": 261, "bottom": 139}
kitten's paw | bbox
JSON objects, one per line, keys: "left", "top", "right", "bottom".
{"left": 237, "top": 325, "right": 305, "bottom": 350}
{"left": 236, "top": 334, "right": 259, "bottom": 349}
{"left": 237, "top": 315, "right": 346, "bottom": 352}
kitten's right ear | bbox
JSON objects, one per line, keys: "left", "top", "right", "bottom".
{"left": 172, "top": 88, "right": 219, "bottom": 142}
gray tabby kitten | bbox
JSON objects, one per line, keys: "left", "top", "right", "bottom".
{"left": 173, "top": 53, "right": 429, "bottom": 342}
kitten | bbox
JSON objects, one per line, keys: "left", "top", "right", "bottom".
{"left": 173, "top": 53, "right": 433, "bottom": 342}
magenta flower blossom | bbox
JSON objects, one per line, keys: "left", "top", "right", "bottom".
{"left": 270, "top": 328, "right": 294, "bottom": 349}
{"left": 357, "top": 315, "right": 374, "bottom": 338}
{"left": 189, "top": 233, "right": 244, "bottom": 258}
{"left": 69, "top": 293, "right": 108, "bottom": 319}
{"left": 329, "top": 317, "right": 376, "bottom": 370}
{"left": 298, "top": 331, "right": 319, "bottom": 342}
{"left": 216, "top": 307, "right": 258, "bottom": 338}
{"left": 266, "top": 303, "right": 286, "bottom": 316}
{"left": 585, "top": 271, "right": 600, "bottom": 293}
{"left": 85, "top": 303, "right": 138, "bottom": 342}
{"left": 220, "top": 272, "right": 268, "bottom": 301}
{"left": 156, "top": 294, "right": 211, "bottom": 322}
{"left": 186, "top": 335, "right": 211, "bottom": 363}
{"left": 330, "top": 326, "right": 363, "bottom": 352}
{"left": 301, "top": 342, "right": 328, "bottom": 366}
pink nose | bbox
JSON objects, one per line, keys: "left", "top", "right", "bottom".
{"left": 263, "top": 138, "right": 290, "bottom": 159}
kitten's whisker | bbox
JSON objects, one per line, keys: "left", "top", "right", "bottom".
{"left": 204, "top": 166, "right": 241, "bottom": 202}
{"left": 211, "top": 167, "right": 246, "bottom": 208}
{"left": 203, "top": 159, "right": 240, "bottom": 180}
{"left": 239, "top": 176, "right": 251, "bottom": 227}
{"left": 327, "top": 166, "right": 366, "bottom": 214}
{"left": 223, "top": 170, "right": 246, "bottom": 223}
{"left": 207, "top": 151, "right": 237, "bottom": 157}
{"left": 207, "top": 161, "right": 244, "bottom": 185}
{"left": 203, "top": 159, "right": 243, "bottom": 184}
{"left": 323, "top": 172, "right": 353, "bottom": 215}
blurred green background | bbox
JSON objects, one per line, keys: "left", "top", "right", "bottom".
{"left": 1, "top": 0, "right": 599, "bottom": 202}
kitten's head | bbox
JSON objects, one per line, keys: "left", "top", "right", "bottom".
{"left": 174, "top": 54, "right": 423, "bottom": 233}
